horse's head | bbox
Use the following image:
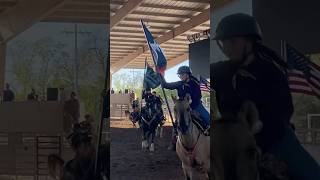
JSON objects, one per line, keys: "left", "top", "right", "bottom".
{"left": 172, "top": 94, "right": 192, "bottom": 134}
{"left": 212, "top": 101, "right": 262, "bottom": 180}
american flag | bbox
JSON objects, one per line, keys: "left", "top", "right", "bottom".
{"left": 199, "top": 76, "right": 211, "bottom": 92}
{"left": 283, "top": 41, "right": 320, "bottom": 98}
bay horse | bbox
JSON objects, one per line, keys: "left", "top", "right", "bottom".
{"left": 172, "top": 95, "right": 210, "bottom": 180}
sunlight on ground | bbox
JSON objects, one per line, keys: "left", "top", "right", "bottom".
{"left": 111, "top": 118, "right": 173, "bottom": 129}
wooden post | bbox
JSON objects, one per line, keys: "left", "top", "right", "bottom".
{"left": 0, "top": 43, "right": 6, "bottom": 92}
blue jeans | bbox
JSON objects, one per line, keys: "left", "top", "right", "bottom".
{"left": 268, "top": 127, "right": 320, "bottom": 180}
{"left": 194, "top": 104, "right": 210, "bottom": 126}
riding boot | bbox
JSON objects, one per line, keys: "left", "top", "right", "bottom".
{"left": 192, "top": 114, "right": 210, "bottom": 135}
{"left": 203, "top": 126, "right": 210, "bottom": 136}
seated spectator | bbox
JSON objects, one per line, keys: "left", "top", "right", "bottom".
{"left": 27, "top": 88, "right": 38, "bottom": 101}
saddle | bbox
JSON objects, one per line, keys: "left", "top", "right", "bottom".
{"left": 190, "top": 111, "right": 210, "bottom": 136}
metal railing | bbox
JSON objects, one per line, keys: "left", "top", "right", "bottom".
{"left": 295, "top": 128, "right": 320, "bottom": 145}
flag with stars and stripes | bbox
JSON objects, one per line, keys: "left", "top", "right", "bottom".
{"left": 283, "top": 41, "right": 320, "bottom": 98}
{"left": 199, "top": 76, "right": 211, "bottom": 92}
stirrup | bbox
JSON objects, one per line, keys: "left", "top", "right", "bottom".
{"left": 203, "top": 128, "right": 210, "bottom": 136}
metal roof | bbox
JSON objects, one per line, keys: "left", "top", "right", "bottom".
{"left": 0, "top": 0, "right": 108, "bottom": 24}
{"left": 110, "top": 0, "right": 210, "bottom": 73}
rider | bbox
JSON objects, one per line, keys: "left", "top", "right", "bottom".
{"left": 159, "top": 66, "right": 210, "bottom": 135}
{"left": 152, "top": 91, "right": 166, "bottom": 125}
{"left": 142, "top": 88, "right": 164, "bottom": 123}
{"left": 142, "top": 87, "right": 154, "bottom": 106}
{"left": 130, "top": 99, "right": 140, "bottom": 124}
{"left": 212, "top": 13, "right": 320, "bottom": 180}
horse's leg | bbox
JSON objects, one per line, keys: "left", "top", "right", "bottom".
{"left": 141, "top": 125, "right": 148, "bottom": 149}
{"left": 160, "top": 124, "right": 164, "bottom": 138}
{"left": 149, "top": 130, "right": 155, "bottom": 152}
{"left": 155, "top": 125, "right": 159, "bottom": 137}
{"left": 182, "top": 163, "right": 191, "bottom": 180}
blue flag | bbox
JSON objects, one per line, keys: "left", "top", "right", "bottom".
{"left": 141, "top": 20, "right": 167, "bottom": 76}
{"left": 144, "top": 63, "right": 161, "bottom": 89}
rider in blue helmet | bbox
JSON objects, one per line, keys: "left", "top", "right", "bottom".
{"left": 212, "top": 13, "right": 320, "bottom": 180}
{"left": 159, "top": 65, "right": 210, "bottom": 135}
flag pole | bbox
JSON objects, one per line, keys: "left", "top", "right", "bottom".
{"left": 140, "top": 20, "right": 176, "bottom": 131}
{"left": 141, "top": 57, "right": 147, "bottom": 112}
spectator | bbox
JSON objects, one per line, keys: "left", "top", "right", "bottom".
{"left": 59, "top": 87, "right": 67, "bottom": 102}
{"left": 27, "top": 88, "right": 38, "bottom": 101}
{"left": 118, "top": 90, "right": 122, "bottom": 94}
{"left": 130, "top": 90, "right": 135, "bottom": 103}
{"left": 63, "top": 92, "right": 80, "bottom": 132}
{"left": 111, "top": 88, "right": 115, "bottom": 94}
{"left": 2, "top": 83, "right": 15, "bottom": 102}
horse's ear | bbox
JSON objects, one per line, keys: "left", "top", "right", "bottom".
{"left": 184, "top": 94, "right": 192, "bottom": 104}
{"left": 171, "top": 95, "right": 177, "bottom": 103}
{"left": 237, "top": 101, "right": 263, "bottom": 134}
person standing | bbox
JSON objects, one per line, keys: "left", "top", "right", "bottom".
{"left": 63, "top": 92, "right": 80, "bottom": 132}
{"left": 2, "top": 83, "right": 15, "bottom": 102}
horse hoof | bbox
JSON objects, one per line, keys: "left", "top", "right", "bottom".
{"left": 150, "top": 143, "right": 155, "bottom": 152}
{"left": 142, "top": 140, "right": 146, "bottom": 149}
{"left": 142, "top": 140, "right": 149, "bottom": 149}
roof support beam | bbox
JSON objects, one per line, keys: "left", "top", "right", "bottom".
{"left": 0, "top": 0, "right": 67, "bottom": 44}
{"left": 0, "top": 43, "right": 5, "bottom": 91}
{"left": 110, "top": 0, "right": 144, "bottom": 29}
{"left": 172, "top": 0, "right": 209, "bottom": 3}
{"left": 111, "top": 8, "right": 209, "bottom": 73}
{"left": 44, "top": 17, "right": 108, "bottom": 24}
{"left": 140, "top": 4, "right": 204, "bottom": 12}
{"left": 213, "top": 0, "right": 236, "bottom": 10}
{"left": 167, "top": 53, "right": 189, "bottom": 69}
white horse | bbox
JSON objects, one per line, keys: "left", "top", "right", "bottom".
{"left": 172, "top": 95, "right": 210, "bottom": 180}
{"left": 212, "top": 101, "right": 289, "bottom": 180}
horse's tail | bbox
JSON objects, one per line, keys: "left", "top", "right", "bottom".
{"left": 48, "top": 154, "right": 65, "bottom": 179}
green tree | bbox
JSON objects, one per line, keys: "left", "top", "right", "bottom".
{"left": 9, "top": 40, "right": 36, "bottom": 100}
{"left": 112, "top": 71, "right": 144, "bottom": 93}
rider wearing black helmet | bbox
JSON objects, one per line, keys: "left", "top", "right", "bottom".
{"left": 212, "top": 13, "right": 320, "bottom": 180}
{"left": 142, "top": 87, "right": 154, "bottom": 106}
{"left": 160, "top": 66, "right": 210, "bottom": 134}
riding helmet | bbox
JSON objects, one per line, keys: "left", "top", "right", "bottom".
{"left": 177, "top": 66, "right": 192, "bottom": 75}
{"left": 214, "top": 13, "right": 262, "bottom": 41}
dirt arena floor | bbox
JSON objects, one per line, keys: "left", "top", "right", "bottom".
{"left": 110, "top": 118, "right": 184, "bottom": 180}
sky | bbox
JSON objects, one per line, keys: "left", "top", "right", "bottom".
{"left": 111, "top": 60, "right": 189, "bottom": 88}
